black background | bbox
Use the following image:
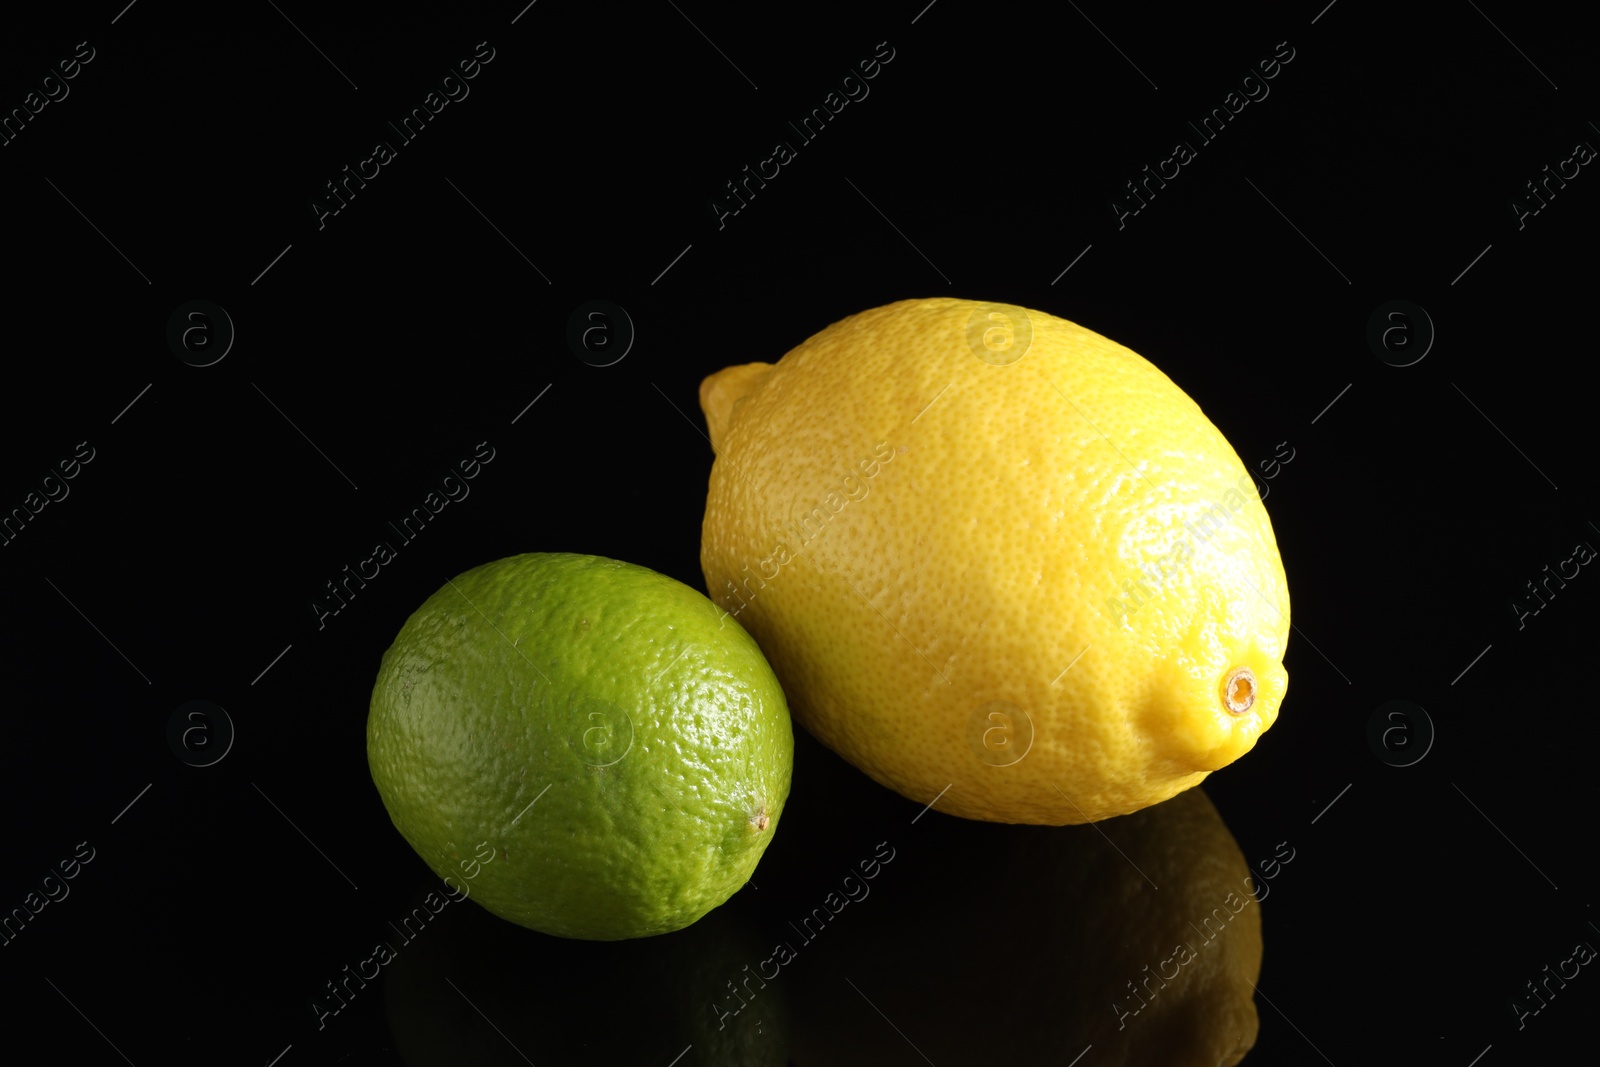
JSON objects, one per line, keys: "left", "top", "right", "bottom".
{"left": 2, "top": 1, "right": 1597, "bottom": 1064}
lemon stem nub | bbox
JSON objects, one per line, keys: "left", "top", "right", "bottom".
{"left": 1223, "top": 667, "right": 1256, "bottom": 715}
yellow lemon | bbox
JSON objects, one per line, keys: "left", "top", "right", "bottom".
{"left": 698, "top": 297, "right": 1288, "bottom": 824}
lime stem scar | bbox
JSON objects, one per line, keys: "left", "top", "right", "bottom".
{"left": 1223, "top": 667, "right": 1255, "bottom": 715}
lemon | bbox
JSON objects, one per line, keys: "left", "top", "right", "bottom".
{"left": 698, "top": 297, "right": 1288, "bottom": 824}
{"left": 367, "top": 552, "right": 793, "bottom": 940}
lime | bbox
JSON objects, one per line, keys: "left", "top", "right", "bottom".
{"left": 367, "top": 552, "right": 792, "bottom": 940}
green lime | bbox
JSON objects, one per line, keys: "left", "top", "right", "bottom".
{"left": 367, "top": 552, "right": 792, "bottom": 940}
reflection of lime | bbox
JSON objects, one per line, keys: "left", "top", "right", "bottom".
{"left": 367, "top": 552, "right": 792, "bottom": 940}
{"left": 384, "top": 889, "right": 790, "bottom": 1066}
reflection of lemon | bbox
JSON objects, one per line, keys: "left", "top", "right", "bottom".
{"left": 699, "top": 298, "right": 1288, "bottom": 823}
{"left": 787, "top": 786, "right": 1262, "bottom": 1066}
{"left": 367, "top": 553, "right": 792, "bottom": 939}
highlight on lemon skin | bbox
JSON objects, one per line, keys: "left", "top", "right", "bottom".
{"left": 698, "top": 296, "right": 1290, "bottom": 825}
